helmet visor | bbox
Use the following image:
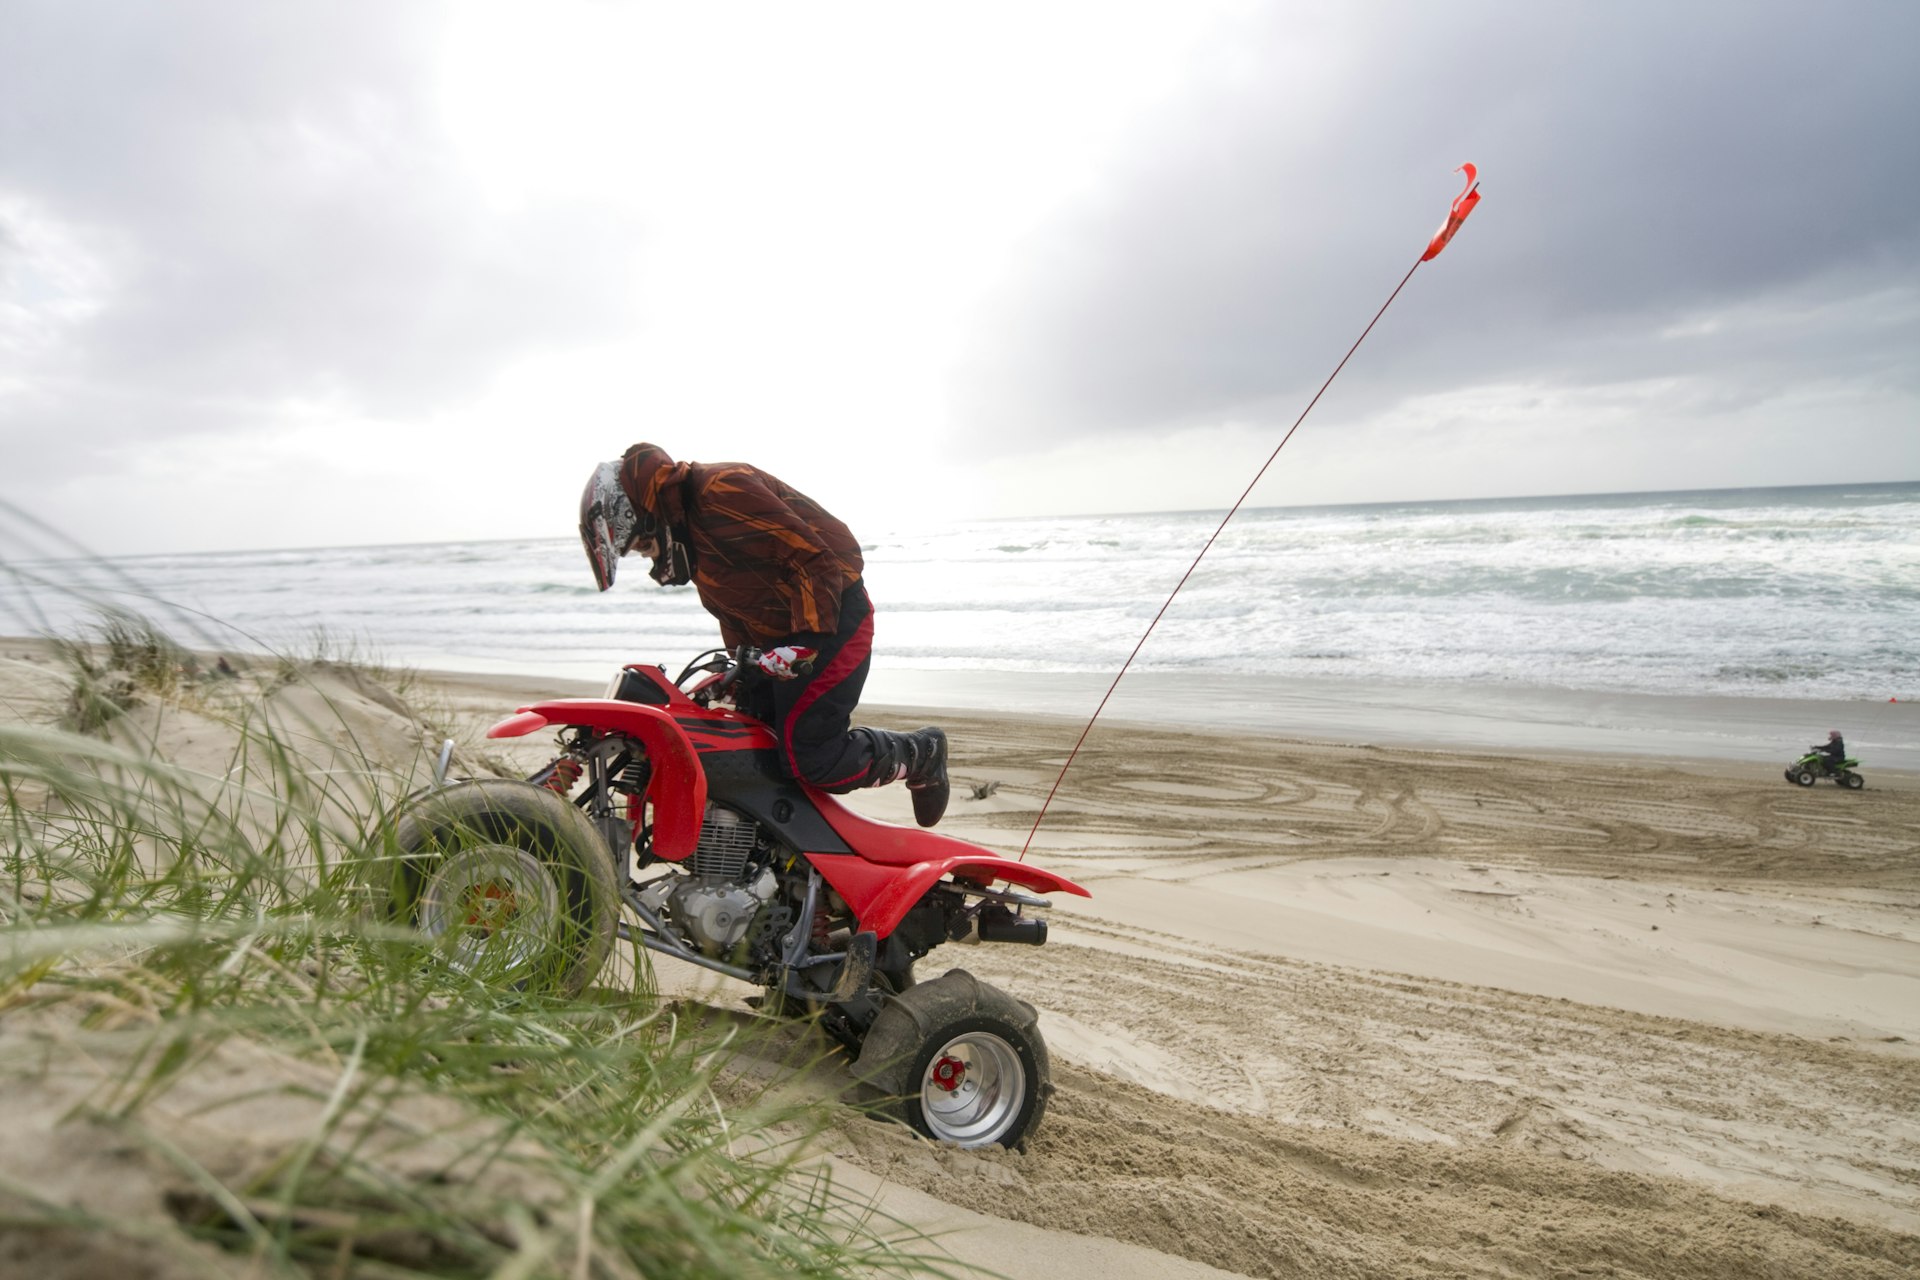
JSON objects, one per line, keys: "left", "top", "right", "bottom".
{"left": 578, "top": 460, "right": 647, "bottom": 592}
{"left": 582, "top": 509, "right": 620, "bottom": 591}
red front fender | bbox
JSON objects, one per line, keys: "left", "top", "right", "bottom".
{"left": 487, "top": 699, "right": 707, "bottom": 860}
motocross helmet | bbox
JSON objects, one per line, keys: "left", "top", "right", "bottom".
{"left": 578, "top": 460, "right": 653, "bottom": 592}
{"left": 1829, "top": 730, "right": 1842, "bottom": 740}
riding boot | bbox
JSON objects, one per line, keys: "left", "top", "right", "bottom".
{"left": 859, "top": 726, "right": 950, "bottom": 827}
{"left": 903, "top": 726, "right": 949, "bottom": 828}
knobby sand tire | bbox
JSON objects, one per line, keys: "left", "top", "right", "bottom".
{"left": 383, "top": 778, "right": 620, "bottom": 997}
{"left": 851, "top": 968, "right": 1050, "bottom": 1150}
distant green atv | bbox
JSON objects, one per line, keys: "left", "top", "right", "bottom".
{"left": 1785, "top": 749, "right": 1863, "bottom": 789}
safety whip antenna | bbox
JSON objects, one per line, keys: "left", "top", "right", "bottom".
{"left": 1019, "top": 165, "right": 1482, "bottom": 859}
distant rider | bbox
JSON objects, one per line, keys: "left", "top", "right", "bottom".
{"left": 577, "top": 443, "right": 950, "bottom": 827}
{"left": 1815, "top": 729, "right": 1846, "bottom": 774}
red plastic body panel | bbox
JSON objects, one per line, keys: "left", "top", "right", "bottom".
{"left": 487, "top": 710, "right": 550, "bottom": 739}
{"left": 802, "top": 790, "right": 1089, "bottom": 938}
{"left": 670, "top": 711, "right": 779, "bottom": 753}
{"left": 489, "top": 698, "right": 708, "bottom": 862}
{"left": 609, "top": 665, "right": 781, "bottom": 754}
{"left": 482, "top": 660, "right": 1093, "bottom": 941}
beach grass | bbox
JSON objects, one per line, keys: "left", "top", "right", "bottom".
{"left": 0, "top": 612, "right": 968, "bottom": 1278}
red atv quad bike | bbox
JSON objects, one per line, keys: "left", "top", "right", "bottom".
{"left": 380, "top": 647, "right": 1088, "bottom": 1150}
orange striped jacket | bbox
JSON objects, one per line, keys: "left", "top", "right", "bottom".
{"left": 619, "top": 446, "right": 864, "bottom": 648}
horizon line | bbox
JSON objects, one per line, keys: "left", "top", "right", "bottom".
{"left": 12, "top": 476, "right": 1917, "bottom": 562}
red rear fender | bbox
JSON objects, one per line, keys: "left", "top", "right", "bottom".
{"left": 486, "top": 698, "right": 707, "bottom": 860}
{"left": 805, "top": 849, "right": 1088, "bottom": 940}
{"left": 799, "top": 785, "right": 1088, "bottom": 935}
{"left": 803, "top": 788, "right": 1002, "bottom": 868}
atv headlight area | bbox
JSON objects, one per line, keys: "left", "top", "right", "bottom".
{"left": 606, "top": 666, "right": 671, "bottom": 704}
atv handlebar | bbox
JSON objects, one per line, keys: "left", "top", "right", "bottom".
{"left": 712, "top": 647, "right": 756, "bottom": 698}
{"left": 675, "top": 645, "right": 764, "bottom": 703}
{"left": 675, "top": 645, "right": 818, "bottom": 707}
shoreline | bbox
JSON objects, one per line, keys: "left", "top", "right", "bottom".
{"left": 415, "top": 657, "right": 1920, "bottom": 777}
{"left": 866, "top": 667, "right": 1920, "bottom": 773}
{"left": 12, "top": 629, "right": 1910, "bottom": 773}
{"left": 9, "top": 632, "right": 1913, "bottom": 782}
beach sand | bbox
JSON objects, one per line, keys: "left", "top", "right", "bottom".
{"left": 819, "top": 707, "right": 1920, "bottom": 1277}
{"left": 5, "top": 640, "right": 1918, "bottom": 1277}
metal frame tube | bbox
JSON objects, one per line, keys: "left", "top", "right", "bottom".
{"left": 616, "top": 890, "right": 759, "bottom": 983}
{"left": 616, "top": 866, "right": 867, "bottom": 999}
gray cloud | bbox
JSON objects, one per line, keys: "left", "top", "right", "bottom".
{"left": 2, "top": 0, "right": 1914, "bottom": 525}
{"left": 953, "top": 2, "right": 1920, "bottom": 451}
{"left": 0, "top": 2, "right": 640, "bottom": 473}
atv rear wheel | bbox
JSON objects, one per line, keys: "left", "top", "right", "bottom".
{"left": 851, "top": 969, "right": 1049, "bottom": 1150}
{"left": 382, "top": 779, "right": 619, "bottom": 997}
{"left": 1792, "top": 769, "right": 1817, "bottom": 787}
{"left": 1841, "top": 771, "right": 1864, "bottom": 790}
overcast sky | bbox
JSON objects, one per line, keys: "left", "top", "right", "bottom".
{"left": 3, "top": 1, "right": 1916, "bottom": 555}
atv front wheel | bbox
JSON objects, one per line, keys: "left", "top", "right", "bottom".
{"left": 381, "top": 779, "right": 619, "bottom": 996}
{"left": 851, "top": 969, "right": 1049, "bottom": 1150}
{"left": 1792, "top": 769, "right": 1817, "bottom": 787}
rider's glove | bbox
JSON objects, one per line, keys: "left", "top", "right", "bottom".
{"left": 754, "top": 645, "right": 819, "bottom": 680}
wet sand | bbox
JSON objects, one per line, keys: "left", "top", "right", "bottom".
{"left": 861, "top": 667, "right": 1920, "bottom": 770}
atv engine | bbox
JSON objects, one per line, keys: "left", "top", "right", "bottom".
{"left": 649, "top": 806, "right": 784, "bottom": 959}
{"left": 668, "top": 869, "right": 774, "bottom": 955}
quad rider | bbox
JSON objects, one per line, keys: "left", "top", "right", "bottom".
{"left": 577, "top": 443, "right": 950, "bottom": 827}
{"left": 1814, "top": 729, "right": 1847, "bottom": 775}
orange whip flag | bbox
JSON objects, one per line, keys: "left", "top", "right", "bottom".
{"left": 1422, "top": 162, "right": 1481, "bottom": 261}
{"left": 1020, "top": 164, "right": 1486, "bottom": 858}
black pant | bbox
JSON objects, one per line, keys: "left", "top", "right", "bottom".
{"left": 747, "top": 581, "right": 880, "bottom": 792}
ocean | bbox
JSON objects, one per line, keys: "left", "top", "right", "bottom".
{"left": 6, "top": 481, "right": 1918, "bottom": 766}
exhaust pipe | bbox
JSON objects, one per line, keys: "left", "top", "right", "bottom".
{"left": 977, "top": 906, "right": 1047, "bottom": 946}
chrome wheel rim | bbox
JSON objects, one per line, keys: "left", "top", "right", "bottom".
{"left": 919, "top": 1030, "right": 1026, "bottom": 1147}
{"left": 418, "top": 844, "right": 562, "bottom": 975}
